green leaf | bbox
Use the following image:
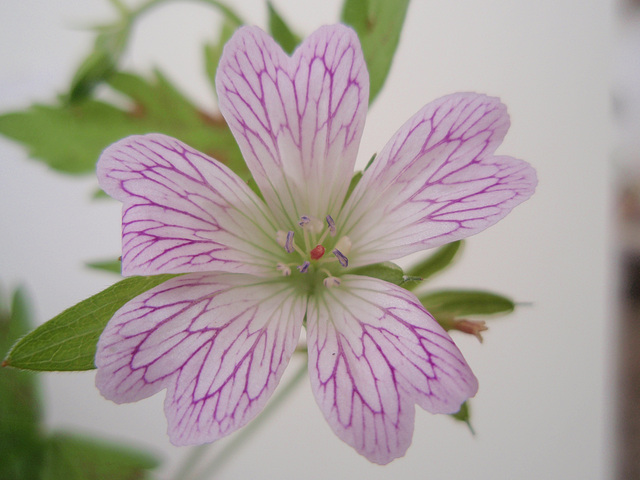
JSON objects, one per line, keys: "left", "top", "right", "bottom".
{"left": 450, "top": 401, "right": 475, "bottom": 435}
{"left": 3, "top": 275, "right": 175, "bottom": 371}
{"left": 341, "top": 0, "right": 410, "bottom": 104}
{"left": 0, "top": 287, "right": 45, "bottom": 480}
{"left": 86, "top": 258, "right": 122, "bottom": 274}
{"left": 419, "top": 290, "right": 515, "bottom": 319}
{"left": 41, "top": 432, "right": 159, "bottom": 480}
{"left": 404, "top": 241, "right": 463, "bottom": 289}
{"left": 0, "top": 71, "right": 248, "bottom": 179}
{"left": 267, "top": 1, "right": 301, "bottom": 54}
{"left": 349, "top": 262, "right": 404, "bottom": 285}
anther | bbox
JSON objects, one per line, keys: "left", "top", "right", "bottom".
{"left": 323, "top": 276, "right": 341, "bottom": 288}
{"left": 333, "top": 249, "right": 348, "bottom": 267}
{"left": 276, "top": 263, "right": 291, "bottom": 276}
{"left": 299, "top": 215, "right": 324, "bottom": 234}
{"left": 297, "top": 261, "right": 310, "bottom": 273}
{"left": 299, "top": 216, "right": 311, "bottom": 227}
{"left": 326, "top": 215, "right": 336, "bottom": 236}
{"left": 284, "top": 231, "right": 295, "bottom": 253}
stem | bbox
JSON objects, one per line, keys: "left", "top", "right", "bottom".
{"left": 170, "top": 444, "right": 209, "bottom": 480}
{"left": 177, "top": 360, "right": 308, "bottom": 480}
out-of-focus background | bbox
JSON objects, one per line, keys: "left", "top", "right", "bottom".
{"left": 0, "top": 0, "right": 622, "bottom": 478}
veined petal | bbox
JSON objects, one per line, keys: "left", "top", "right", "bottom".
{"left": 95, "top": 273, "right": 306, "bottom": 445}
{"left": 340, "top": 93, "right": 537, "bottom": 266}
{"left": 98, "top": 134, "right": 281, "bottom": 276}
{"left": 216, "top": 25, "right": 369, "bottom": 226}
{"left": 306, "top": 275, "right": 477, "bottom": 464}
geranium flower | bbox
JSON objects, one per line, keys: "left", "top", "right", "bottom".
{"left": 95, "top": 24, "right": 536, "bottom": 464}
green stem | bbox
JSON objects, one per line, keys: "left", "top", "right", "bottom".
{"left": 179, "top": 360, "right": 308, "bottom": 480}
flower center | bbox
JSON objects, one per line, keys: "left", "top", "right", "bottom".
{"left": 275, "top": 214, "right": 351, "bottom": 287}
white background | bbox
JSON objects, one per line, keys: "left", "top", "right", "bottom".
{"left": 0, "top": 0, "right": 615, "bottom": 479}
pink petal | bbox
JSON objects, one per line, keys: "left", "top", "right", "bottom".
{"left": 340, "top": 93, "right": 537, "bottom": 266}
{"left": 95, "top": 273, "right": 306, "bottom": 445}
{"left": 306, "top": 275, "right": 477, "bottom": 464}
{"left": 98, "top": 134, "right": 282, "bottom": 276}
{"left": 216, "top": 25, "right": 369, "bottom": 226}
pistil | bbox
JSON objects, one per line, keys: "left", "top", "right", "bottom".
{"left": 275, "top": 214, "right": 351, "bottom": 280}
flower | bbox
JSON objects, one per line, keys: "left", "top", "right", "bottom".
{"left": 95, "top": 24, "right": 536, "bottom": 464}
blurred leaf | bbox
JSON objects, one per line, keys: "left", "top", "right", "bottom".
{"left": 341, "top": 0, "right": 410, "bottom": 104}
{"left": 67, "top": 22, "right": 130, "bottom": 103}
{"left": 0, "top": 70, "right": 248, "bottom": 178}
{"left": 404, "top": 241, "right": 463, "bottom": 290}
{"left": 109, "top": 71, "right": 249, "bottom": 178}
{"left": 42, "top": 432, "right": 159, "bottom": 480}
{"left": 419, "top": 290, "right": 515, "bottom": 319}
{"left": 86, "top": 258, "right": 122, "bottom": 274}
{"left": 450, "top": 401, "right": 475, "bottom": 435}
{"left": 3, "top": 275, "right": 175, "bottom": 371}
{"left": 204, "top": 19, "right": 237, "bottom": 97}
{"left": 349, "top": 262, "right": 404, "bottom": 285}
{"left": 0, "top": 287, "right": 44, "bottom": 480}
{"left": 267, "top": 1, "right": 301, "bottom": 54}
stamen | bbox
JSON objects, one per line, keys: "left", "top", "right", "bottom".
{"left": 323, "top": 276, "right": 341, "bottom": 288}
{"left": 310, "top": 244, "right": 325, "bottom": 260}
{"left": 297, "top": 261, "right": 310, "bottom": 273}
{"left": 326, "top": 215, "right": 337, "bottom": 236}
{"left": 284, "top": 231, "right": 295, "bottom": 253}
{"left": 276, "top": 263, "right": 291, "bottom": 276}
{"left": 299, "top": 215, "right": 311, "bottom": 227}
{"left": 332, "top": 248, "right": 349, "bottom": 267}
{"left": 299, "top": 215, "right": 324, "bottom": 234}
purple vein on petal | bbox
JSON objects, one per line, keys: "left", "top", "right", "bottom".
{"left": 338, "top": 93, "right": 536, "bottom": 266}
{"left": 95, "top": 273, "right": 307, "bottom": 445}
{"left": 216, "top": 25, "right": 369, "bottom": 225}
{"left": 306, "top": 275, "right": 477, "bottom": 464}
{"left": 98, "top": 134, "right": 284, "bottom": 277}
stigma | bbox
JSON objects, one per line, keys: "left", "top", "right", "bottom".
{"left": 275, "top": 214, "right": 351, "bottom": 279}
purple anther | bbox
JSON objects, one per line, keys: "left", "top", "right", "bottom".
{"left": 333, "top": 248, "right": 348, "bottom": 267}
{"left": 285, "top": 231, "right": 295, "bottom": 253}
{"left": 297, "top": 261, "right": 310, "bottom": 273}
{"left": 326, "top": 215, "right": 336, "bottom": 236}
{"left": 299, "top": 215, "right": 311, "bottom": 227}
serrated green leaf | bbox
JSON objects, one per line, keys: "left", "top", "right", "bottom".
{"left": 419, "top": 290, "right": 515, "bottom": 319}
{"left": 404, "top": 241, "right": 463, "bottom": 290}
{"left": 349, "top": 262, "right": 404, "bottom": 285}
{"left": 267, "top": 1, "right": 301, "bottom": 54}
{"left": 450, "top": 401, "right": 475, "bottom": 435}
{"left": 0, "top": 70, "right": 248, "bottom": 179}
{"left": 0, "top": 101, "right": 132, "bottom": 174}
{"left": 0, "top": 287, "right": 44, "bottom": 480}
{"left": 86, "top": 258, "right": 122, "bottom": 274}
{"left": 42, "top": 432, "right": 159, "bottom": 480}
{"left": 3, "top": 275, "right": 175, "bottom": 371}
{"left": 341, "top": 0, "right": 410, "bottom": 104}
